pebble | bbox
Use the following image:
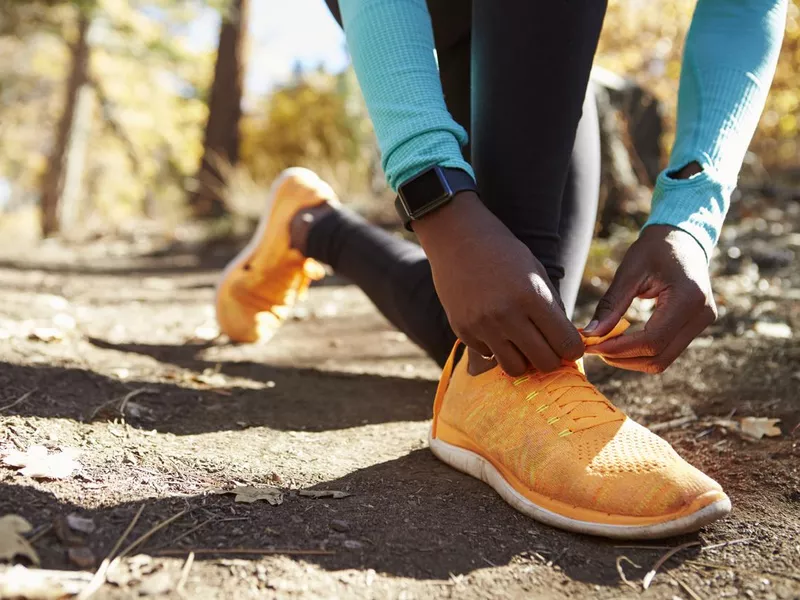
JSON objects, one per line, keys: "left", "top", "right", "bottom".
{"left": 330, "top": 519, "right": 350, "bottom": 532}
{"left": 343, "top": 540, "right": 363, "bottom": 550}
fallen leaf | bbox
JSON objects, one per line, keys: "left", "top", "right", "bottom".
{"left": 298, "top": 490, "right": 352, "bottom": 499}
{"left": 216, "top": 486, "right": 284, "bottom": 505}
{"left": 67, "top": 547, "right": 95, "bottom": 569}
{"left": 191, "top": 324, "right": 220, "bottom": 342}
{"left": 740, "top": 417, "right": 781, "bottom": 440}
{"left": 139, "top": 571, "right": 172, "bottom": 596}
{"left": 0, "top": 565, "right": 92, "bottom": 599}
{"left": 66, "top": 514, "right": 96, "bottom": 535}
{"left": 753, "top": 321, "right": 792, "bottom": 339}
{"left": 0, "top": 514, "right": 40, "bottom": 565}
{"left": 27, "top": 328, "right": 64, "bottom": 343}
{"left": 2, "top": 446, "right": 81, "bottom": 479}
{"left": 194, "top": 369, "right": 228, "bottom": 388}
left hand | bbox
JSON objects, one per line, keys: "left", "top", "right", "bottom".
{"left": 582, "top": 224, "right": 717, "bottom": 374}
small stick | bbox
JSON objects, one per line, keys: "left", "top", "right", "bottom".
{"left": 163, "top": 516, "right": 216, "bottom": 548}
{"left": 27, "top": 523, "right": 53, "bottom": 544}
{"left": 672, "top": 576, "right": 703, "bottom": 600}
{"left": 154, "top": 548, "right": 334, "bottom": 557}
{"left": 89, "top": 387, "right": 154, "bottom": 420}
{"left": 616, "top": 556, "right": 641, "bottom": 590}
{"left": 643, "top": 541, "right": 701, "bottom": 589}
{"left": 176, "top": 551, "right": 195, "bottom": 595}
{"left": 77, "top": 505, "right": 145, "bottom": 600}
{"left": 118, "top": 508, "right": 189, "bottom": 558}
{"left": 700, "top": 538, "right": 752, "bottom": 551}
{"left": 648, "top": 415, "right": 697, "bottom": 433}
{"left": 0, "top": 389, "right": 36, "bottom": 413}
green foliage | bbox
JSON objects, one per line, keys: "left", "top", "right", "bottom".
{"left": 598, "top": 0, "right": 800, "bottom": 171}
{"left": 241, "top": 68, "right": 376, "bottom": 195}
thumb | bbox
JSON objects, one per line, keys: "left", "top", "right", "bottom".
{"left": 583, "top": 269, "right": 640, "bottom": 337}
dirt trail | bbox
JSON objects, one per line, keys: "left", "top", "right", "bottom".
{"left": 0, "top": 240, "right": 798, "bottom": 599}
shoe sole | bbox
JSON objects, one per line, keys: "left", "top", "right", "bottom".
{"left": 215, "top": 167, "right": 317, "bottom": 341}
{"left": 429, "top": 431, "right": 732, "bottom": 540}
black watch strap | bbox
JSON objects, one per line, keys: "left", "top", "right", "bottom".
{"left": 394, "top": 166, "right": 477, "bottom": 232}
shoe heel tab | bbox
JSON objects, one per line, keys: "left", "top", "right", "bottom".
{"left": 432, "top": 340, "right": 463, "bottom": 437}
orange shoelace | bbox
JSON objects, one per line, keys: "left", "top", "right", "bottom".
{"left": 508, "top": 320, "right": 631, "bottom": 434}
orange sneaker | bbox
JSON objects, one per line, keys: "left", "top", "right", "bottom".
{"left": 429, "top": 321, "right": 731, "bottom": 539}
{"left": 216, "top": 168, "right": 334, "bottom": 343}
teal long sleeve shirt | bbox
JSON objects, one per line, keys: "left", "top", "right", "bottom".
{"left": 339, "top": 0, "right": 787, "bottom": 259}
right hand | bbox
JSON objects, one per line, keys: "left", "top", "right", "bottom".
{"left": 413, "top": 191, "right": 584, "bottom": 376}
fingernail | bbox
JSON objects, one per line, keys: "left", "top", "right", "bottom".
{"left": 583, "top": 320, "right": 598, "bottom": 334}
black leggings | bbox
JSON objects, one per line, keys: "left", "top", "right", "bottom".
{"left": 310, "top": 0, "right": 606, "bottom": 366}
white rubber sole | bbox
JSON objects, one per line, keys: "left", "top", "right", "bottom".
{"left": 429, "top": 432, "right": 732, "bottom": 540}
{"left": 214, "top": 167, "right": 317, "bottom": 314}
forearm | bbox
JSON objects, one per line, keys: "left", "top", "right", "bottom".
{"left": 339, "top": 0, "right": 473, "bottom": 190}
{"left": 645, "top": 0, "right": 787, "bottom": 259}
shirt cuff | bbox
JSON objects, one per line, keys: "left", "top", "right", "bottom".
{"left": 385, "top": 129, "right": 475, "bottom": 190}
{"left": 643, "top": 170, "right": 734, "bottom": 261}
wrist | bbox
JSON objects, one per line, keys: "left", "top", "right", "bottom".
{"left": 411, "top": 191, "right": 483, "bottom": 242}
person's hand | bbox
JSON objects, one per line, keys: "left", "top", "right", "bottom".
{"left": 583, "top": 224, "right": 717, "bottom": 373}
{"left": 413, "top": 191, "right": 583, "bottom": 376}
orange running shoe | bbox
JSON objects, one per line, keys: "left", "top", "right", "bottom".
{"left": 216, "top": 168, "right": 334, "bottom": 343}
{"left": 430, "top": 321, "right": 731, "bottom": 539}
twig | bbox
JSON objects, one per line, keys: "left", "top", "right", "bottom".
{"left": 700, "top": 538, "right": 752, "bottom": 551}
{"left": 643, "top": 541, "right": 701, "bottom": 589}
{"left": 162, "top": 516, "right": 215, "bottom": 548}
{"left": 176, "top": 552, "right": 194, "bottom": 596}
{"left": 686, "top": 560, "right": 800, "bottom": 583}
{"left": 118, "top": 508, "right": 189, "bottom": 558}
{"left": 89, "top": 387, "right": 155, "bottom": 420}
{"left": 672, "top": 576, "right": 703, "bottom": 600}
{"left": 77, "top": 505, "right": 145, "bottom": 600}
{"left": 27, "top": 523, "right": 53, "bottom": 544}
{"left": 0, "top": 389, "right": 36, "bottom": 413}
{"left": 154, "top": 548, "right": 334, "bottom": 557}
{"left": 616, "top": 556, "right": 641, "bottom": 590}
{"left": 648, "top": 415, "right": 697, "bottom": 433}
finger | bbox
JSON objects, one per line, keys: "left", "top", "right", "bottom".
{"left": 458, "top": 332, "right": 494, "bottom": 360}
{"left": 583, "top": 266, "right": 642, "bottom": 338}
{"left": 507, "top": 319, "right": 562, "bottom": 373}
{"left": 587, "top": 286, "right": 694, "bottom": 359}
{"left": 482, "top": 335, "right": 528, "bottom": 377}
{"left": 601, "top": 308, "right": 715, "bottom": 373}
{"left": 524, "top": 281, "right": 584, "bottom": 362}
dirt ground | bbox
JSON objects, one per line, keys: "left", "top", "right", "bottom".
{"left": 0, "top": 220, "right": 798, "bottom": 599}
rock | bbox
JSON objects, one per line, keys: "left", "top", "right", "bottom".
{"left": 343, "top": 540, "right": 363, "bottom": 550}
{"left": 330, "top": 520, "right": 350, "bottom": 533}
{"left": 67, "top": 546, "right": 95, "bottom": 569}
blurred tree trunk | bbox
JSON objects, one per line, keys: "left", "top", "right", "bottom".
{"left": 189, "top": 0, "right": 250, "bottom": 218}
{"left": 40, "top": 11, "right": 91, "bottom": 237}
{"left": 591, "top": 66, "right": 665, "bottom": 236}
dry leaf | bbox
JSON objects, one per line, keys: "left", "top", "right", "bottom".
{"left": 27, "top": 328, "right": 64, "bottom": 343}
{"left": 0, "top": 565, "right": 92, "bottom": 599}
{"left": 740, "top": 417, "right": 781, "bottom": 440}
{"left": 0, "top": 514, "right": 40, "bottom": 566}
{"left": 66, "top": 514, "right": 96, "bottom": 535}
{"left": 216, "top": 486, "right": 284, "bottom": 505}
{"left": 753, "top": 321, "right": 792, "bottom": 339}
{"left": 298, "top": 490, "right": 352, "bottom": 499}
{"left": 194, "top": 369, "right": 227, "bottom": 388}
{"left": 3, "top": 446, "right": 81, "bottom": 479}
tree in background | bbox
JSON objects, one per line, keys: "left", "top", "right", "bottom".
{"left": 189, "top": 0, "right": 250, "bottom": 218}
{"left": 39, "top": 7, "right": 93, "bottom": 236}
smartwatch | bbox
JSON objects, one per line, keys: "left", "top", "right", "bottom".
{"left": 394, "top": 166, "right": 477, "bottom": 231}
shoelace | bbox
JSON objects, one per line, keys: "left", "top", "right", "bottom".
{"left": 512, "top": 366, "right": 623, "bottom": 434}
{"left": 509, "top": 320, "right": 632, "bottom": 434}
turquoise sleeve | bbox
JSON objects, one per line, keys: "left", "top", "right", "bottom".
{"left": 644, "top": 0, "right": 787, "bottom": 259}
{"left": 338, "top": 0, "right": 474, "bottom": 190}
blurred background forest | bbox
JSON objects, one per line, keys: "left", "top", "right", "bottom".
{"left": 0, "top": 0, "right": 798, "bottom": 246}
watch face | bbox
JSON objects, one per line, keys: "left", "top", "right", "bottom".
{"left": 399, "top": 168, "right": 450, "bottom": 216}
